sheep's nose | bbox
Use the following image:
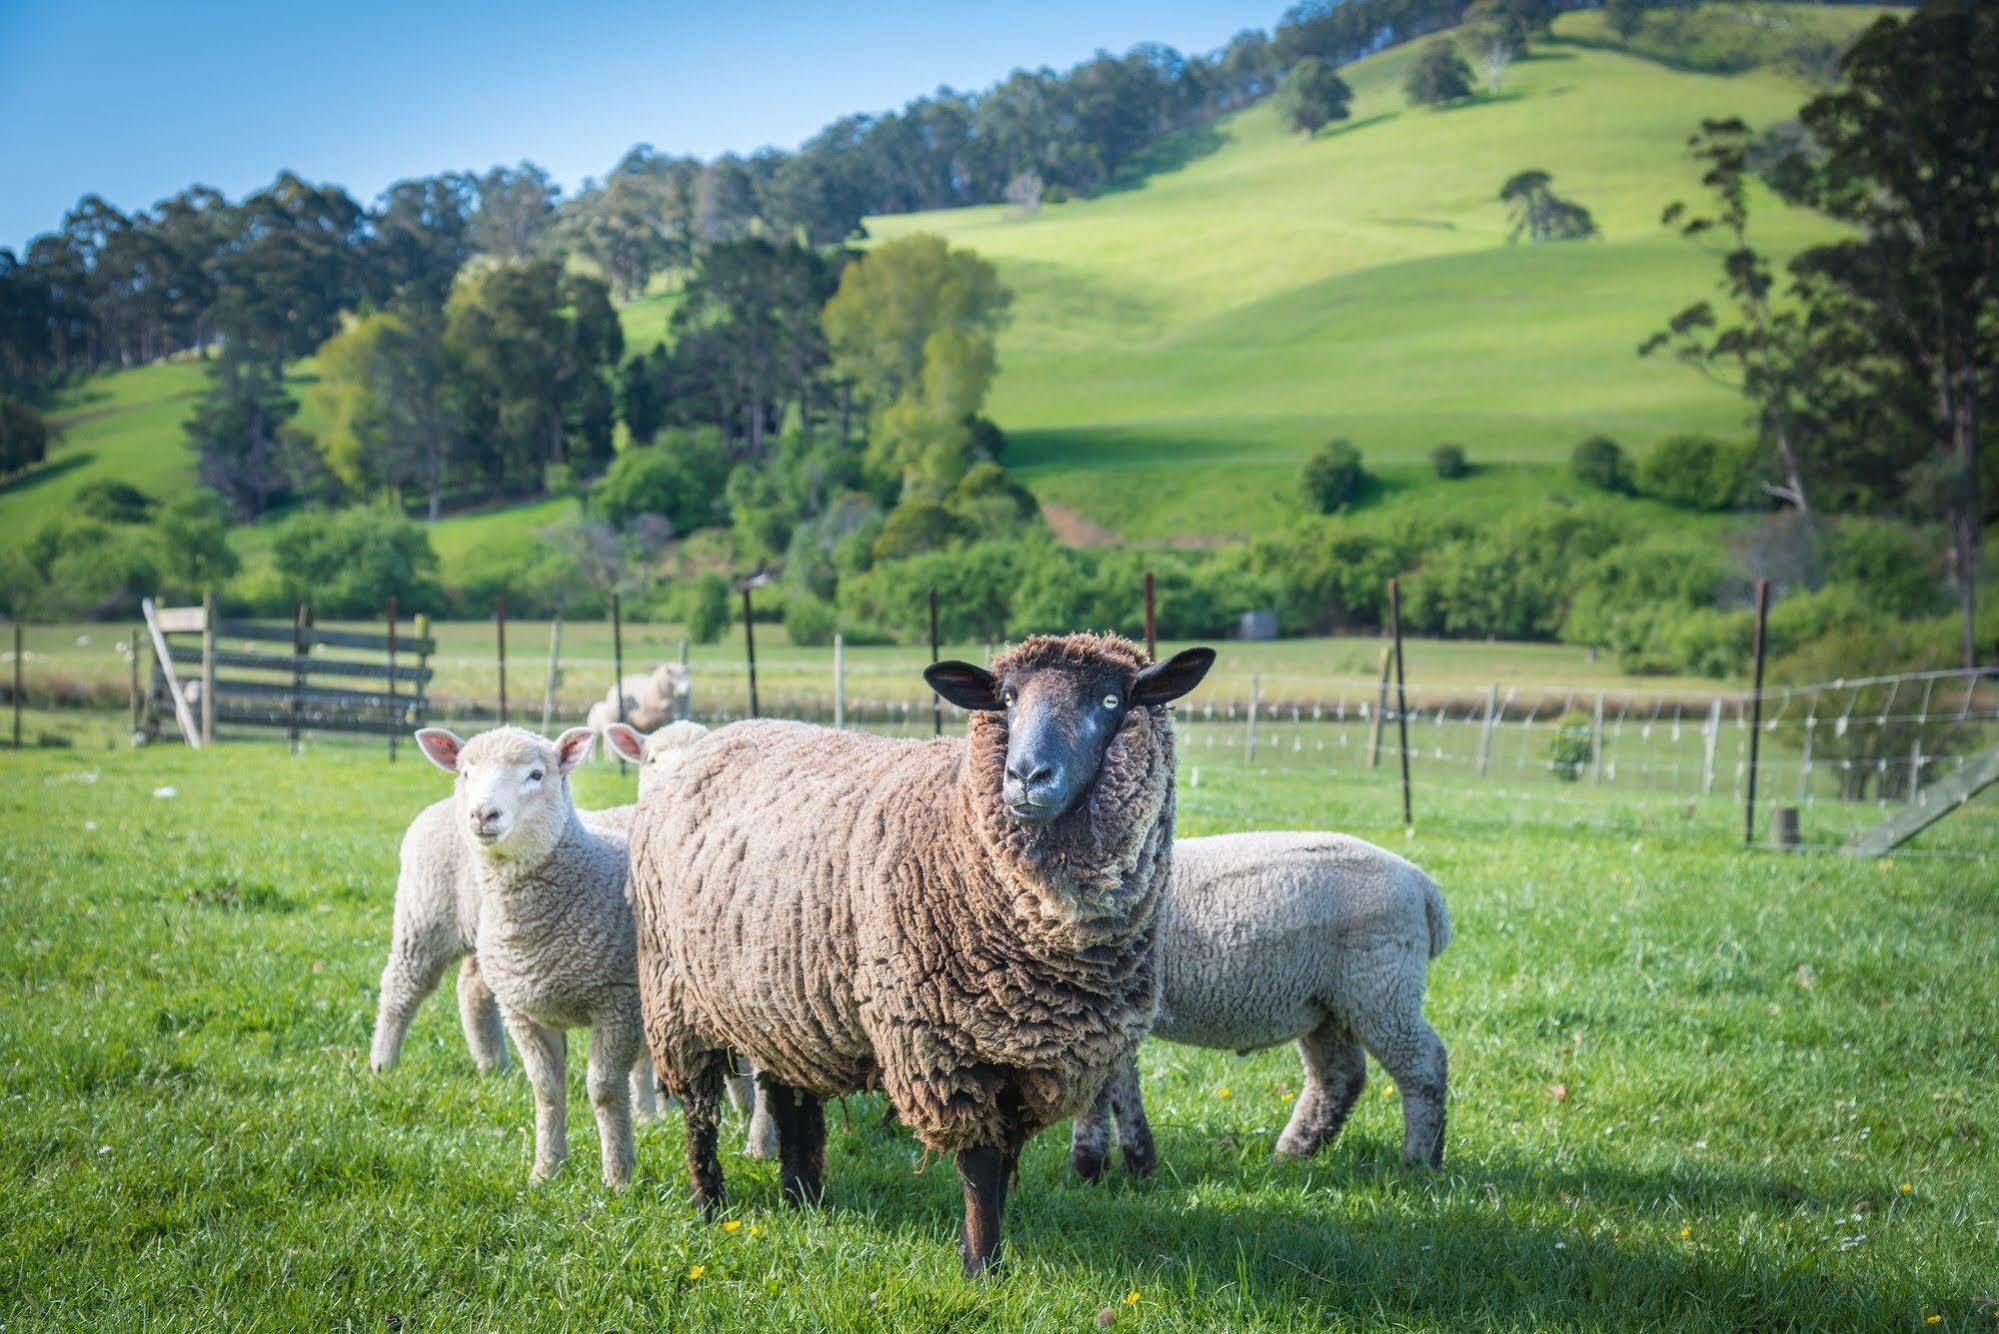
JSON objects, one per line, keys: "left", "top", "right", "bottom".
{"left": 1005, "top": 758, "right": 1057, "bottom": 788}
{"left": 470, "top": 807, "right": 502, "bottom": 830}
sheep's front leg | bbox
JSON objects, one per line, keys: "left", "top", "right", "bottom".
{"left": 507, "top": 1014, "right": 568, "bottom": 1184}
{"left": 1276, "top": 1014, "right": 1367, "bottom": 1159}
{"left": 956, "top": 1145, "right": 1015, "bottom": 1279}
{"left": 455, "top": 955, "right": 509, "bottom": 1074}
{"left": 587, "top": 1008, "right": 641, "bottom": 1189}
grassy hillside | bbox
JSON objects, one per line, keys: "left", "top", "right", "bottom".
{"left": 872, "top": 5, "right": 1882, "bottom": 541}
{"left": 0, "top": 4, "right": 1887, "bottom": 572}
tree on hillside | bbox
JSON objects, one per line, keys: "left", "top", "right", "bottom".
{"left": 1274, "top": 57, "right": 1354, "bottom": 137}
{"left": 444, "top": 260, "right": 623, "bottom": 493}
{"left": 206, "top": 173, "right": 370, "bottom": 363}
{"left": 0, "top": 395, "right": 51, "bottom": 477}
{"left": 1604, "top": 0, "right": 1646, "bottom": 41}
{"left": 185, "top": 346, "right": 312, "bottom": 520}
{"left": 1641, "top": 120, "right": 1817, "bottom": 516}
{"left": 1464, "top": 0, "right": 1528, "bottom": 93}
{"left": 471, "top": 163, "right": 558, "bottom": 260}
{"left": 1404, "top": 39, "right": 1475, "bottom": 108}
{"left": 1772, "top": 2, "right": 1999, "bottom": 667}
{"left": 370, "top": 174, "right": 476, "bottom": 312}
{"left": 821, "top": 235, "right": 1011, "bottom": 499}
{"left": 1500, "top": 170, "right": 1600, "bottom": 243}
{"left": 310, "top": 310, "right": 463, "bottom": 520}
{"left": 671, "top": 238, "right": 839, "bottom": 455}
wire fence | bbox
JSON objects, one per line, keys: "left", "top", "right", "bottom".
{"left": 7, "top": 618, "right": 1997, "bottom": 855}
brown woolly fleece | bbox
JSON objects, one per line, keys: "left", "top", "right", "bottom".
{"left": 629, "top": 633, "right": 1176, "bottom": 1155}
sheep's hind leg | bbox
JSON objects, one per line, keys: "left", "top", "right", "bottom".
{"left": 507, "top": 1016, "right": 569, "bottom": 1184}
{"left": 1070, "top": 1076, "right": 1114, "bottom": 1183}
{"left": 1352, "top": 1005, "right": 1447, "bottom": 1168}
{"left": 675, "top": 1059, "right": 727, "bottom": 1216}
{"left": 1107, "top": 1059, "right": 1156, "bottom": 1177}
{"left": 765, "top": 1075, "right": 826, "bottom": 1207}
{"left": 956, "top": 1145, "right": 1015, "bottom": 1279}
{"left": 587, "top": 1011, "right": 641, "bottom": 1189}
{"left": 455, "top": 954, "right": 508, "bottom": 1074}
{"left": 1275, "top": 1014, "right": 1367, "bottom": 1160}
{"left": 369, "top": 933, "right": 454, "bottom": 1074}
{"left": 629, "top": 1050, "right": 660, "bottom": 1125}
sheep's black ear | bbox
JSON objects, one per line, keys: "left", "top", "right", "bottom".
{"left": 603, "top": 722, "right": 645, "bottom": 765}
{"left": 1131, "top": 647, "right": 1216, "bottom": 707}
{"left": 925, "top": 661, "right": 1004, "bottom": 711}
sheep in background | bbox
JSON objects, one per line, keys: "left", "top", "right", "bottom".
{"left": 413, "top": 724, "right": 651, "bottom": 1188}
{"left": 586, "top": 663, "right": 692, "bottom": 752}
{"left": 631, "top": 634, "right": 1213, "bottom": 1276}
{"left": 1070, "top": 831, "right": 1450, "bottom": 1180}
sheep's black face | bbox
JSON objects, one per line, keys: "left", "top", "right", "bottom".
{"left": 927, "top": 645, "right": 1215, "bottom": 825}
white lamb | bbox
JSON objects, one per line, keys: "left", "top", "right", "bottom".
{"left": 413, "top": 724, "right": 651, "bottom": 1187}
{"left": 1070, "top": 831, "right": 1451, "bottom": 1179}
{"left": 369, "top": 798, "right": 631, "bottom": 1075}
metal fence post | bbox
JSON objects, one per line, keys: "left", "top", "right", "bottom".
{"left": 1476, "top": 683, "right": 1498, "bottom": 776}
{"left": 199, "top": 587, "right": 215, "bottom": 747}
{"left": 540, "top": 612, "right": 562, "bottom": 733}
{"left": 10, "top": 619, "right": 20, "bottom": 750}
{"left": 1143, "top": 570, "right": 1157, "bottom": 661}
{"left": 1389, "top": 577, "right": 1412, "bottom": 827}
{"left": 929, "top": 587, "right": 942, "bottom": 738}
{"left": 611, "top": 593, "right": 626, "bottom": 775}
{"left": 741, "top": 588, "right": 759, "bottom": 719}
{"left": 1367, "top": 646, "right": 1390, "bottom": 768}
{"left": 386, "top": 596, "right": 398, "bottom": 762}
{"left": 1247, "top": 673, "right": 1259, "bottom": 762}
{"left": 495, "top": 593, "right": 508, "bottom": 724}
{"left": 1744, "top": 578, "right": 1771, "bottom": 845}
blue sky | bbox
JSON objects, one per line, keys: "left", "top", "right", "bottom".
{"left": 0, "top": 0, "right": 1275, "bottom": 253}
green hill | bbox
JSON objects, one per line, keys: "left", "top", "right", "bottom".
{"left": 1, "top": 4, "right": 1888, "bottom": 574}
{"left": 872, "top": 4, "right": 1882, "bottom": 541}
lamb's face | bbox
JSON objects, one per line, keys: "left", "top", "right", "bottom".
{"left": 414, "top": 725, "right": 594, "bottom": 856}
{"left": 926, "top": 638, "right": 1217, "bottom": 825}
{"left": 604, "top": 720, "right": 711, "bottom": 800}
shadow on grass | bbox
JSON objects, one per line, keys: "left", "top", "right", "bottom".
{"left": 0, "top": 450, "right": 93, "bottom": 496}
{"left": 1103, "top": 123, "right": 1227, "bottom": 196}
{"left": 1307, "top": 111, "right": 1397, "bottom": 143}
{"left": 699, "top": 1102, "right": 1906, "bottom": 1323}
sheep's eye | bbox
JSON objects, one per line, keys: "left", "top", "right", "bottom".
{"left": 1102, "top": 693, "right": 1120, "bottom": 710}
{"left": 527, "top": 769, "right": 544, "bottom": 782}
{"left": 1004, "top": 690, "right": 1017, "bottom": 707}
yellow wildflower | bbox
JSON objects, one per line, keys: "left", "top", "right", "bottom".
{"left": 1679, "top": 1227, "right": 1692, "bottom": 1239}
{"left": 722, "top": 1219, "right": 742, "bottom": 1233}
{"left": 688, "top": 1265, "right": 704, "bottom": 1280}
{"left": 1901, "top": 1183, "right": 1914, "bottom": 1194}
{"left": 1216, "top": 1087, "right": 1231, "bottom": 1099}
{"left": 1124, "top": 1291, "right": 1141, "bottom": 1306}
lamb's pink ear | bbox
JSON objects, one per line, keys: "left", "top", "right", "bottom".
{"left": 414, "top": 728, "right": 464, "bottom": 774}
{"left": 603, "top": 722, "right": 645, "bottom": 765}
{"left": 553, "top": 727, "right": 596, "bottom": 774}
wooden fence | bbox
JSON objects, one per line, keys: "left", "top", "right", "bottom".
{"left": 139, "top": 598, "right": 432, "bottom": 753}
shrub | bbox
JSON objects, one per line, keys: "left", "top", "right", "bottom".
{"left": 592, "top": 428, "right": 729, "bottom": 533}
{"left": 1300, "top": 439, "right": 1369, "bottom": 514}
{"left": 944, "top": 462, "right": 1038, "bottom": 539}
{"left": 1637, "top": 434, "right": 1749, "bottom": 511}
{"left": 0, "top": 395, "right": 51, "bottom": 476}
{"left": 782, "top": 592, "right": 837, "bottom": 647}
{"left": 1571, "top": 436, "right": 1631, "bottom": 493}
{"left": 269, "top": 507, "right": 444, "bottom": 617}
{"left": 1825, "top": 520, "right": 1947, "bottom": 618}
{"left": 71, "top": 479, "right": 156, "bottom": 524}
{"left": 1405, "top": 38, "right": 1475, "bottom": 107}
{"left": 155, "top": 494, "right": 240, "bottom": 598}
{"left": 1662, "top": 607, "right": 1755, "bottom": 678}
{"left": 8, "top": 516, "right": 161, "bottom": 619}
{"left": 679, "top": 573, "right": 732, "bottom": 644}
{"left": 1546, "top": 711, "right": 1594, "bottom": 781}
{"left": 1430, "top": 444, "right": 1469, "bottom": 479}
{"left": 872, "top": 500, "right": 972, "bottom": 561}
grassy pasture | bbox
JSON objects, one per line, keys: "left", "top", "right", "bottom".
{"left": 0, "top": 734, "right": 1991, "bottom": 1329}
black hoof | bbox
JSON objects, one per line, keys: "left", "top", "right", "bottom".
{"left": 1071, "top": 1150, "right": 1105, "bottom": 1183}
{"left": 1121, "top": 1145, "right": 1157, "bottom": 1178}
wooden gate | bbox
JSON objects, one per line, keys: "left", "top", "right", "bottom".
{"left": 140, "top": 599, "right": 432, "bottom": 751}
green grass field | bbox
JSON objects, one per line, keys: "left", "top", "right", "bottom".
{"left": 1, "top": 735, "right": 1992, "bottom": 1329}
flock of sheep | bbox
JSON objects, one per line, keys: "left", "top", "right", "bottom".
{"left": 368, "top": 632, "right": 1450, "bottom": 1278}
